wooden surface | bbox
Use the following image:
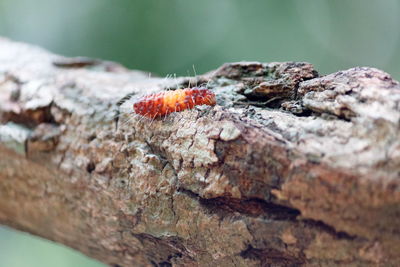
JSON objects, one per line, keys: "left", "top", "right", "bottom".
{"left": 1, "top": 37, "right": 399, "bottom": 266}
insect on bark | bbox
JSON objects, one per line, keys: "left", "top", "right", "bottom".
{"left": 132, "top": 88, "right": 216, "bottom": 118}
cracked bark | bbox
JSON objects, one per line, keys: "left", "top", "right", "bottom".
{"left": 0, "top": 38, "right": 399, "bottom": 266}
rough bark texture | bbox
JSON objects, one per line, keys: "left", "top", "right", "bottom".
{"left": 0, "top": 38, "right": 399, "bottom": 266}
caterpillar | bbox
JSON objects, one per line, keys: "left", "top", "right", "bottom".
{"left": 132, "top": 88, "right": 216, "bottom": 118}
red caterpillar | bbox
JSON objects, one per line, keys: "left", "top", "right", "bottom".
{"left": 133, "top": 88, "right": 216, "bottom": 118}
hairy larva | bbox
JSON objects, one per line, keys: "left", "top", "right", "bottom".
{"left": 132, "top": 88, "right": 216, "bottom": 118}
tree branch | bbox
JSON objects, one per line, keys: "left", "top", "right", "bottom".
{"left": 1, "top": 37, "right": 399, "bottom": 266}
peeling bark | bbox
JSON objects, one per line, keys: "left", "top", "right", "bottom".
{"left": 0, "top": 38, "right": 399, "bottom": 266}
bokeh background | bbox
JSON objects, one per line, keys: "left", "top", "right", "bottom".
{"left": 0, "top": 0, "right": 399, "bottom": 266}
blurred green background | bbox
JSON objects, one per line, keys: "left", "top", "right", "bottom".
{"left": 0, "top": 0, "right": 399, "bottom": 266}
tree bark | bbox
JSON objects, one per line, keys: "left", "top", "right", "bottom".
{"left": 0, "top": 37, "right": 399, "bottom": 266}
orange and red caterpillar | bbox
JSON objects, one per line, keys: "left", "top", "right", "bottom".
{"left": 133, "top": 88, "right": 216, "bottom": 118}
